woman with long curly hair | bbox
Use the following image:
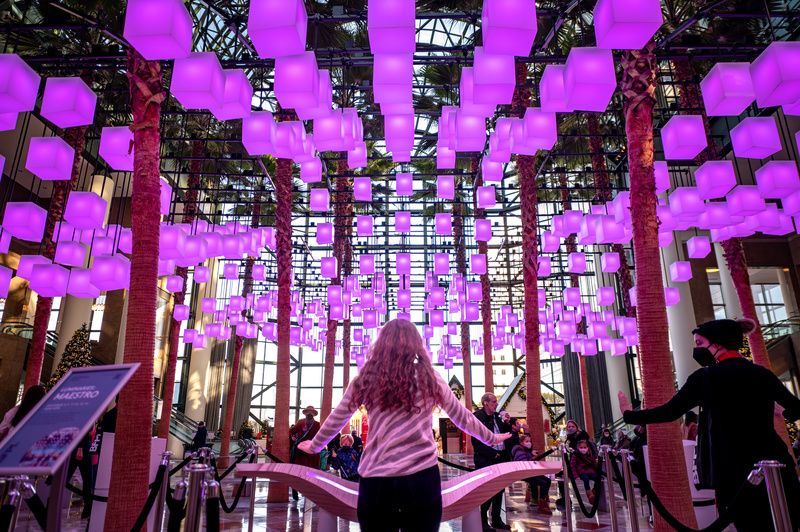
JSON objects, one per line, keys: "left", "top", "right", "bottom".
{"left": 298, "top": 318, "right": 510, "bottom": 531}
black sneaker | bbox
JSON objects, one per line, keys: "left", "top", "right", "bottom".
{"left": 491, "top": 521, "right": 511, "bottom": 530}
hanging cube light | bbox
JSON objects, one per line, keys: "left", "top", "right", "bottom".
{"left": 300, "top": 158, "right": 322, "bottom": 184}
{"left": 359, "top": 254, "right": 375, "bottom": 275}
{"left": 601, "top": 252, "right": 620, "bottom": 273}
{"left": 274, "top": 121, "right": 305, "bottom": 159}
{"left": 730, "top": 117, "right": 782, "bottom": 159}
{"left": 726, "top": 185, "right": 766, "bottom": 216}
{"left": 17, "top": 255, "right": 51, "bottom": 281}
{"left": 171, "top": 52, "right": 225, "bottom": 110}
{"left": 471, "top": 253, "right": 487, "bottom": 275}
{"left": 395, "top": 211, "right": 411, "bottom": 233}
{"left": 522, "top": 107, "right": 557, "bottom": 150}
{"left": 437, "top": 143, "right": 456, "bottom": 169}
{"left": 538, "top": 257, "right": 551, "bottom": 277}
{"left": 541, "top": 231, "right": 560, "bottom": 252}
{"left": 664, "top": 287, "right": 681, "bottom": 306}
{"left": 0, "top": 113, "right": 17, "bottom": 131}
{"left": 669, "top": 187, "right": 705, "bottom": 218}
{"left": 309, "top": 188, "right": 330, "bottom": 212}
{"left": 357, "top": 215, "right": 374, "bottom": 237}
{"left": 165, "top": 274, "right": 184, "bottom": 293}
{"left": 99, "top": 126, "right": 134, "bottom": 171}
{"left": 596, "top": 286, "right": 615, "bottom": 307}
{"left": 396, "top": 173, "right": 413, "bottom": 196}
{"left": 65, "top": 268, "right": 99, "bottom": 298}
{"left": 669, "top": 261, "right": 693, "bottom": 282}
{"left": 700, "top": 62, "right": 755, "bottom": 116}
{"left": 373, "top": 54, "right": 413, "bottom": 105}
{"left": 64, "top": 192, "right": 107, "bottom": 230}
{"left": 160, "top": 178, "right": 172, "bottom": 216}
{"left": 321, "top": 257, "right": 337, "bottom": 279}
{"left": 481, "top": 158, "right": 503, "bottom": 182}
{"left": 0, "top": 54, "right": 40, "bottom": 113}
{"left": 539, "top": 65, "right": 570, "bottom": 113}
{"left": 348, "top": 141, "right": 367, "bottom": 169}
{"left": 54, "top": 241, "right": 86, "bottom": 267}
{"left": 475, "top": 219, "right": 492, "bottom": 242}
{"left": 159, "top": 225, "right": 186, "bottom": 260}
{"left": 435, "top": 213, "right": 452, "bottom": 236}
{"left": 593, "top": 0, "right": 663, "bottom": 50}
{"left": 564, "top": 47, "right": 617, "bottom": 112}
{"left": 211, "top": 69, "right": 253, "bottom": 121}
{"left": 274, "top": 52, "right": 320, "bottom": 110}
{"left": 472, "top": 47, "right": 515, "bottom": 105}
{"left": 481, "top": 0, "right": 537, "bottom": 56}
{"left": 693, "top": 160, "right": 736, "bottom": 200}
{"left": 476, "top": 185, "right": 496, "bottom": 209}
{"left": 248, "top": 0, "right": 307, "bottom": 59}
{"left": 437, "top": 175, "right": 455, "bottom": 200}
{"left": 90, "top": 254, "right": 131, "bottom": 291}
{"left": 384, "top": 113, "right": 415, "bottom": 153}
{"left": 661, "top": 115, "right": 706, "bottom": 160}
{"left": 315, "top": 222, "right": 333, "bottom": 245}
{"left": 29, "top": 263, "right": 69, "bottom": 297}
{"left": 25, "top": 136, "right": 75, "bottom": 181}
{"left": 123, "top": 0, "right": 192, "bottom": 60}
{"left": 755, "top": 161, "right": 800, "bottom": 198}
{"left": 2, "top": 201, "right": 46, "bottom": 242}
{"left": 654, "top": 161, "right": 671, "bottom": 194}
{"left": 395, "top": 253, "right": 411, "bottom": 275}
{"left": 454, "top": 111, "right": 487, "bottom": 152}
{"left": 397, "top": 288, "right": 411, "bottom": 308}
{"left": 313, "top": 110, "right": 344, "bottom": 152}
{"left": 686, "top": 236, "right": 711, "bottom": 258}
{"left": 223, "top": 263, "right": 238, "bottom": 280}
{"left": 367, "top": 0, "right": 416, "bottom": 54}
{"left": 698, "top": 203, "right": 734, "bottom": 229}
{"left": 433, "top": 253, "right": 450, "bottom": 276}
{"left": 241, "top": 112, "right": 276, "bottom": 156}
{"left": 40, "top": 77, "right": 97, "bottom": 128}
{"left": 750, "top": 41, "right": 800, "bottom": 108}
{"left": 568, "top": 252, "right": 586, "bottom": 274}
{"left": 353, "top": 177, "right": 373, "bottom": 202}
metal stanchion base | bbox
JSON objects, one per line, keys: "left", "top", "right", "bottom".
{"left": 461, "top": 507, "right": 483, "bottom": 532}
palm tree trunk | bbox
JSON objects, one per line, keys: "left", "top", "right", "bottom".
{"left": 621, "top": 43, "right": 697, "bottom": 530}
{"left": 453, "top": 198, "right": 473, "bottom": 447}
{"left": 512, "top": 62, "right": 546, "bottom": 447}
{"left": 157, "top": 140, "right": 204, "bottom": 438}
{"left": 268, "top": 156, "right": 293, "bottom": 503}
{"left": 104, "top": 49, "right": 164, "bottom": 530}
{"left": 472, "top": 158, "right": 494, "bottom": 393}
{"left": 24, "top": 123, "right": 88, "bottom": 390}
{"left": 219, "top": 197, "right": 261, "bottom": 466}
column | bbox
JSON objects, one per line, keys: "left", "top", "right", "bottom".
{"left": 777, "top": 269, "right": 799, "bottom": 319}
{"left": 714, "top": 242, "right": 743, "bottom": 318}
{"left": 663, "top": 236, "right": 700, "bottom": 386}
{"left": 52, "top": 295, "right": 94, "bottom": 367}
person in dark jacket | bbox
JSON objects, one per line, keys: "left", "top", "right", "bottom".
{"left": 570, "top": 439, "right": 599, "bottom": 505}
{"left": 511, "top": 433, "right": 553, "bottom": 515}
{"left": 472, "top": 393, "right": 511, "bottom": 531}
{"left": 192, "top": 421, "right": 209, "bottom": 450}
{"left": 330, "top": 434, "right": 361, "bottom": 481}
{"left": 350, "top": 430, "right": 363, "bottom": 454}
{"left": 564, "top": 419, "right": 591, "bottom": 450}
{"left": 599, "top": 427, "right": 615, "bottom": 447}
{"left": 624, "top": 318, "right": 800, "bottom": 531}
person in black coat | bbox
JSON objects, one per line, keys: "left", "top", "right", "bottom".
{"left": 192, "top": 421, "right": 209, "bottom": 451}
{"left": 624, "top": 318, "right": 800, "bottom": 531}
{"left": 472, "top": 393, "right": 512, "bottom": 531}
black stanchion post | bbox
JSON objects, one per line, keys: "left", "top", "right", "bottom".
{"left": 601, "top": 446, "right": 619, "bottom": 532}
{"left": 153, "top": 451, "right": 172, "bottom": 532}
{"left": 167, "top": 479, "right": 187, "bottom": 532}
{"left": 204, "top": 479, "right": 221, "bottom": 532}
{"left": 619, "top": 449, "right": 640, "bottom": 532}
{"left": 184, "top": 463, "right": 209, "bottom": 531}
{"left": 560, "top": 444, "right": 573, "bottom": 532}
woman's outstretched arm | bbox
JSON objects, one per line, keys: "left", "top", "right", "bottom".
{"left": 307, "top": 384, "right": 357, "bottom": 453}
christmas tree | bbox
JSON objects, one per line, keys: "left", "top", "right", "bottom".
{"left": 47, "top": 323, "right": 93, "bottom": 388}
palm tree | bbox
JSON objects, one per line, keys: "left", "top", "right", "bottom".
{"left": 620, "top": 42, "right": 697, "bottom": 529}
{"left": 472, "top": 157, "right": 495, "bottom": 394}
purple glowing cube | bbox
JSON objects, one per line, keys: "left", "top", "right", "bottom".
{"left": 348, "top": 142, "right": 368, "bottom": 169}
{"left": 65, "top": 268, "right": 99, "bottom": 298}
{"left": 40, "top": 77, "right": 97, "bottom": 128}
{"left": 472, "top": 47, "right": 515, "bottom": 105}
{"left": 123, "top": 0, "right": 192, "bottom": 60}
{"left": 17, "top": 255, "right": 50, "bottom": 280}
{"left": 563, "top": 287, "right": 581, "bottom": 307}
{"left": 310, "top": 188, "right": 329, "bottom": 212}
{"left": 661, "top": 115, "right": 706, "bottom": 160}
{"left": 521, "top": 107, "right": 557, "bottom": 150}
{"left": 601, "top": 252, "right": 620, "bottom": 272}
{"left": 750, "top": 41, "right": 800, "bottom": 108}
{"left": 273, "top": 121, "right": 304, "bottom": 158}
{"left": 435, "top": 213, "right": 452, "bottom": 236}
{"left": 395, "top": 211, "right": 411, "bottom": 233}
{"left": 395, "top": 253, "right": 411, "bottom": 275}
{"left": 0, "top": 54, "right": 40, "bottom": 113}
{"left": 568, "top": 252, "right": 586, "bottom": 274}
{"left": 99, "top": 126, "right": 133, "bottom": 171}
{"left": 274, "top": 52, "right": 320, "bottom": 110}
{"left": 396, "top": 173, "right": 413, "bottom": 196}
{"left": 755, "top": 161, "right": 800, "bottom": 198}
{"left": 694, "top": 160, "right": 736, "bottom": 199}
{"left": 433, "top": 253, "right": 450, "bottom": 276}
{"left": 25, "top": 136, "right": 75, "bottom": 181}
{"left": 174, "top": 304, "right": 190, "bottom": 321}
{"left": 90, "top": 254, "right": 130, "bottom": 291}
{"left": 373, "top": 54, "right": 413, "bottom": 105}
{"left": 316, "top": 223, "right": 333, "bottom": 245}
{"left": 700, "top": 62, "right": 755, "bottom": 116}
{"left": 475, "top": 219, "right": 492, "bottom": 242}
{"left": 354, "top": 177, "right": 372, "bottom": 202}
{"left": 597, "top": 286, "right": 615, "bottom": 306}
{"left": 65, "top": 192, "right": 107, "bottom": 230}
{"left": 538, "top": 257, "right": 551, "bottom": 277}
{"left": 166, "top": 275, "right": 184, "bottom": 293}
{"left": 664, "top": 287, "right": 680, "bottom": 306}
{"left": 3, "top": 202, "right": 46, "bottom": 242}
{"left": 223, "top": 263, "right": 238, "bottom": 280}
{"left": 477, "top": 185, "right": 496, "bottom": 209}
{"left": 54, "top": 241, "right": 86, "bottom": 267}
{"left": 384, "top": 113, "right": 415, "bottom": 153}
{"left": 248, "top": 0, "right": 307, "bottom": 59}
{"left": 654, "top": 161, "right": 671, "bottom": 194}
{"left": 481, "top": 158, "right": 503, "bottom": 182}
{"left": 29, "top": 264, "right": 69, "bottom": 297}
{"left": 669, "top": 187, "right": 705, "bottom": 218}
{"left": 297, "top": 70, "right": 333, "bottom": 121}
{"left": 471, "top": 254, "right": 487, "bottom": 275}
{"left": 727, "top": 185, "right": 766, "bottom": 216}
{"left": 669, "top": 261, "right": 692, "bottom": 282}
{"left": 437, "top": 175, "right": 455, "bottom": 200}
{"left": 731, "top": 117, "right": 781, "bottom": 159}
{"left": 593, "top": 0, "right": 663, "bottom": 50}
{"left": 564, "top": 48, "right": 617, "bottom": 112}
{"left": 367, "top": 0, "right": 416, "bottom": 54}
{"left": 300, "top": 158, "right": 322, "bottom": 183}
{"left": 686, "top": 236, "right": 711, "bottom": 258}
{"left": 539, "top": 65, "right": 570, "bottom": 113}
{"left": 454, "top": 112, "right": 487, "bottom": 152}
{"left": 212, "top": 69, "right": 253, "bottom": 121}
{"left": 242, "top": 112, "right": 276, "bottom": 156}
{"left": 357, "top": 215, "right": 374, "bottom": 237}
{"left": 321, "top": 256, "right": 337, "bottom": 279}
{"left": 160, "top": 178, "right": 172, "bottom": 216}
{"left": 541, "top": 231, "right": 560, "bottom": 252}
{"left": 171, "top": 52, "right": 225, "bottom": 110}
{"left": 437, "top": 143, "right": 456, "bottom": 169}
{"left": 360, "top": 254, "right": 375, "bottom": 275}
{"left": 0, "top": 113, "right": 17, "bottom": 131}
{"left": 481, "top": 0, "right": 537, "bottom": 56}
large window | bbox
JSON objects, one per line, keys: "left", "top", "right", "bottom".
{"left": 709, "top": 283, "right": 726, "bottom": 320}
{"left": 89, "top": 295, "right": 106, "bottom": 342}
{"left": 751, "top": 283, "right": 787, "bottom": 325}
{"left": 47, "top": 297, "right": 62, "bottom": 331}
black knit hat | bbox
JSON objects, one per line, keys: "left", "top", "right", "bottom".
{"left": 691, "top": 319, "right": 748, "bottom": 350}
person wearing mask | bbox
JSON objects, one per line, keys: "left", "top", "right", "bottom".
{"left": 192, "top": 421, "right": 209, "bottom": 451}
{"left": 330, "top": 433, "right": 361, "bottom": 482}
{"left": 599, "top": 427, "right": 615, "bottom": 447}
{"left": 297, "top": 319, "right": 510, "bottom": 532}
{"left": 504, "top": 417, "right": 524, "bottom": 454}
{"left": 0, "top": 385, "right": 46, "bottom": 441}
{"left": 570, "top": 439, "right": 599, "bottom": 505}
{"left": 682, "top": 410, "right": 698, "bottom": 441}
{"left": 472, "top": 393, "right": 512, "bottom": 531}
{"left": 623, "top": 318, "right": 800, "bottom": 531}
{"left": 511, "top": 433, "right": 553, "bottom": 515}
{"left": 564, "top": 419, "right": 590, "bottom": 450}
{"left": 290, "top": 405, "right": 321, "bottom": 500}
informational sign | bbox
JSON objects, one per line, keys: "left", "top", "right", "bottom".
{"left": 0, "top": 364, "right": 139, "bottom": 475}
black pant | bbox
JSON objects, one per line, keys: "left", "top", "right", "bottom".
{"left": 357, "top": 465, "right": 441, "bottom": 532}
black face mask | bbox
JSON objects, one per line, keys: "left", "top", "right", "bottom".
{"left": 693, "top": 347, "right": 716, "bottom": 367}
